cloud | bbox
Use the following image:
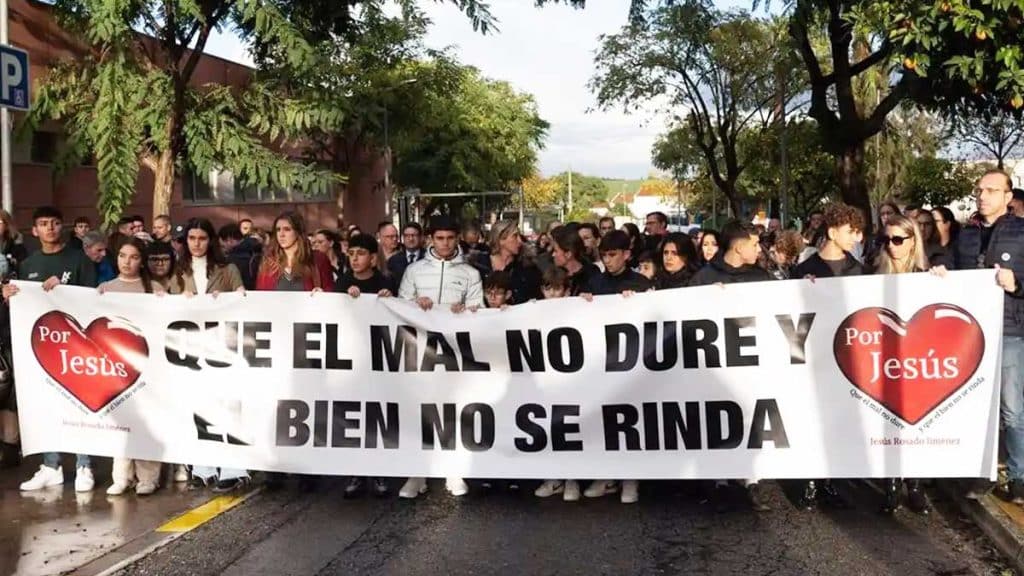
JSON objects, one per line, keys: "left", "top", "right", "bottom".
{"left": 422, "top": 0, "right": 665, "bottom": 179}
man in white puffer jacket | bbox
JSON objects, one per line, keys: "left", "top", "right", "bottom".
{"left": 397, "top": 217, "right": 482, "bottom": 499}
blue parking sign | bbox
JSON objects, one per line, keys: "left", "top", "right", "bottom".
{"left": 0, "top": 45, "right": 29, "bottom": 111}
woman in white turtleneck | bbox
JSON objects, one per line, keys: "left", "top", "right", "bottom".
{"left": 168, "top": 218, "right": 248, "bottom": 492}
{"left": 168, "top": 218, "right": 244, "bottom": 296}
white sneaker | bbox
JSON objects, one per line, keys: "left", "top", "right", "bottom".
{"left": 173, "top": 465, "right": 189, "bottom": 483}
{"left": 621, "top": 480, "right": 639, "bottom": 504}
{"left": 74, "top": 467, "right": 95, "bottom": 493}
{"left": 563, "top": 480, "right": 581, "bottom": 502}
{"left": 584, "top": 480, "right": 618, "bottom": 498}
{"left": 20, "top": 465, "right": 64, "bottom": 491}
{"left": 135, "top": 482, "right": 158, "bottom": 496}
{"left": 399, "top": 477, "right": 428, "bottom": 499}
{"left": 534, "top": 480, "right": 564, "bottom": 498}
{"left": 446, "top": 477, "right": 469, "bottom": 497}
{"left": 106, "top": 482, "right": 130, "bottom": 496}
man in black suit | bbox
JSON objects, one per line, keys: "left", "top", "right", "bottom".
{"left": 387, "top": 222, "right": 426, "bottom": 285}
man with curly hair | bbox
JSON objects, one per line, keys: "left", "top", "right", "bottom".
{"left": 792, "top": 203, "right": 866, "bottom": 279}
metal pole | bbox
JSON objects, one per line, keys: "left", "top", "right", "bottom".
{"left": 518, "top": 186, "right": 525, "bottom": 230}
{"left": 567, "top": 167, "right": 573, "bottom": 214}
{"left": 1, "top": 0, "right": 12, "bottom": 214}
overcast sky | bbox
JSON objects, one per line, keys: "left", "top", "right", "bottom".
{"left": 205, "top": 1, "right": 750, "bottom": 179}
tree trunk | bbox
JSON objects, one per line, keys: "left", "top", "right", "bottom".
{"left": 836, "top": 143, "right": 873, "bottom": 235}
{"left": 152, "top": 147, "right": 175, "bottom": 220}
{"left": 720, "top": 181, "right": 742, "bottom": 220}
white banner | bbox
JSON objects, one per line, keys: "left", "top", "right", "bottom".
{"left": 8, "top": 271, "right": 1002, "bottom": 480}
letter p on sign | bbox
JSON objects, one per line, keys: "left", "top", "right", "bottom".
{"left": 0, "top": 45, "right": 29, "bottom": 111}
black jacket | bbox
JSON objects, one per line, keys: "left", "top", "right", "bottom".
{"left": 953, "top": 215, "right": 1024, "bottom": 337}
{"left": 586, "top": 269, "right": 652, "bottom": 295}
{"left": 654, "top": 267, "right": 695, "bottom": 290}
{"left": 470, "top": 253, "right": 542, "bottom": 304}
{"left": 689, "top": 256, "right": 771, "bottom": 286}
{"left": 791, "top": 251, "right": 865, "bottom": 279}
{"left": 387, "top": 248, "right": 426, "bottom": 286}
{"left": 226, "top": 238, "right": 261, "bottom": 291}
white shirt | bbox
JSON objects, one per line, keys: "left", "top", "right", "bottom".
{"left": 193, "top": 256, "right": 209, "bottom": 295}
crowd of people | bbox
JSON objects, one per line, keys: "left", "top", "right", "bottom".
{"left": 0, "top": 168, "right": 1020, "bottom": 516}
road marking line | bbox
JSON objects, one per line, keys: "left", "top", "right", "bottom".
{"left": 156, "top": 494, "right": 247, "bottom": 533}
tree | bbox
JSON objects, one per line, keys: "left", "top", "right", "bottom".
{"left": 22, "top": 0, "right": 350, "bottom": 227}
{"left": 743, "top": 120, "right": 839, "bottom": 219}
{"left": 591, "top": 3, "right": 800, "bottom": 217}
{"left": 521, "top": 173, "right": 560, "bottom": 210}
{"left": 902, "top": 156, "right": 985, "bottom": 209}
{"left": 548, "top": 172, "right": 610, "bottom": 221}
{"left": 865, "top": 105, "right": 950, "bottom": 205}
{"left": 952, "top": 104, "right": 1024, "bottom": 170}
{"left": 24, "top": 0, "right": 506, "bottom": 227}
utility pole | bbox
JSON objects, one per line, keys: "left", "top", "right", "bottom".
{"left": 567, "top": 166, "right": 573, "bottom": 214}
{"left": 1, "top": 0, "right": 11, "bottom": 213}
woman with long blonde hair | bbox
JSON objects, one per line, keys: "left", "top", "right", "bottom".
{"left": 875, "top": 214, "right": 930, "bottom": 515}
{"left": 874, "top": 215, "right": 929, "bottom": 274}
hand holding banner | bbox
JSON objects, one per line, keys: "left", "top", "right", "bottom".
{"left": 8, "top": 271, "right": 1002, "bottom": 480}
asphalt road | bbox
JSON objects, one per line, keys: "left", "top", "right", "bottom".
{"left": 114, "top": 478, "right": 1014, "bottom": 576}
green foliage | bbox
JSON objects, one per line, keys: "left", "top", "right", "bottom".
{"left": 902, "top": 155, "right": 984, "bottom": 208}
{"left": 742, "top": 120, "right": 839, "bottom": 218}
{"left": 392, "top": 68, "right": 548, "bottom": 196}
{"left": 886, "top": 0, "right": 1024, "bottom": 111}
{"left": 591, "top": 2, "right": 800, "bottom": 216}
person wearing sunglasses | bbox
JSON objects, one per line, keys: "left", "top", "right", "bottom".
{"left": 935, "top": 169, "right": 1024, "bottom": 504}
{"left": 873, "top": 215, "right": 932, "bottom": 514}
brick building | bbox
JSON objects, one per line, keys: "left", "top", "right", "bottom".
{"left": 1, "top": 0, "right": 389, "bottom": 233}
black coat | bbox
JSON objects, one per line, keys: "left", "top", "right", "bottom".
{"left": 654, "top": 267, "right": 695, "bottom": 290}
{"left": 226, "top": 238, "right": 261, "bottom": 291}
{"left": 471, "top": 253, "right": 542, "bottom": 304}
{"left": 791, "top": 252, "right": 865, "bottom": 279}
{"left": 585, "top": 269, "right": 652, "bottom": 295}
{"left": 387, "top": 248, "right": 426, "bottom": 286}
{"left": 953, "top": 215, "right": 1024, "bottom": 337}
{"left": 689, "top": 256, "right": 771, "bottom": 286}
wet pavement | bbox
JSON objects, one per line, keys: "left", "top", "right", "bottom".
{"left": 0, "top": 455, "right": 211, "bottom": 576}
{"left": 110, "top": 478, "right": 1014, "bottom": 576}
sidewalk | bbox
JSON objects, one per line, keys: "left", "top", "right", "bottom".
{"left": 0, "top": 454, "right": 217, "bottom": 576}
{"left": 939, "top": 477, "right": 1024, "bottom": 573}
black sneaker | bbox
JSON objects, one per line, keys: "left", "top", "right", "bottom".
{"left": 800, "top": 480, "right": 818, "bottom": 510}
{"left": 344, "top": 477, "right": 365, "bottom": 499}
{"left": 906, "top": 480, "right": 929, "bottom": 514}
{"left": 747, "top": 482, "right": 771, "bottom": 512}
{"left": 966, "top": 479, "right": 996, "bottom": 500}
{"left": 1007, "top": 479, "right": 1024, "bottom": 502}
{"left": 372, "top": 478, "right": 390, "bottom": 498}
{"left": 213, "top": 476, "right": 251, "bottom": 493}
{"left": 820, "top": 480, "right": 850, "bottom": 509}
{"left": 881, "top": 478, "right": 901, "bottom": 515}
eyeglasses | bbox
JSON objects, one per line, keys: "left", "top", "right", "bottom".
{"left": 916, "top": 220, "right": 934, "bottom": 227}
{"left": 147, "top": 256, "right": 171, "bottom": 263}
{"left": 882, "top": 235, "right": 912, "bottom": 246}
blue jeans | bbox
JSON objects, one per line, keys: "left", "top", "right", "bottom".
{"left": 42, "top": 453, "right": 90, "bottom": 470}
{"left": 192, "top": 465, "right": 248, "bottom": 481}
{"left": 1002, "top": 337, "right": 1024, "bottom": 481}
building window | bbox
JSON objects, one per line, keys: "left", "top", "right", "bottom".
{"left": 183, "top": 165, "right": 332, "bottom": 205}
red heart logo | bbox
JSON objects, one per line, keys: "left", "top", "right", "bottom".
{"left": 833, "top": 304, "right": 985, "bottom": 425}
{"left": 31, "top": 311, "right": 149, "bottom": 412}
